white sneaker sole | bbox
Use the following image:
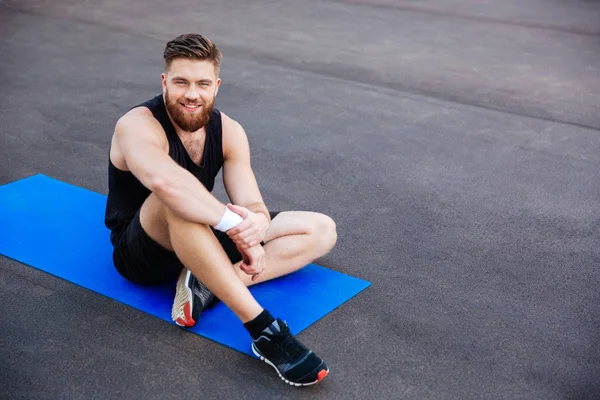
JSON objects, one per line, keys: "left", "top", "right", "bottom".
{"left": 251, "top": 343, "right": 329, "bottom": 386}
{"left": 171, "top": 269, "right": 195, "bottom": 327}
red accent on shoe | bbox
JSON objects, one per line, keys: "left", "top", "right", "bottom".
{"left": 317, "top": 369, "right": 328, "bottom": 381}
{"left": 176, "top": 302, "right": 196, "bottom": 327}
{"left": 183, "top": 302, "right": 192, "bottom": 322}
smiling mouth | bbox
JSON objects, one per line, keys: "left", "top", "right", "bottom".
{"left": 181, "top": 103, "right": 202, "bottom": 111}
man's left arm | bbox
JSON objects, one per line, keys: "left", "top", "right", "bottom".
{"left": 221, "top": 113, "right": 270, "bottom": 248}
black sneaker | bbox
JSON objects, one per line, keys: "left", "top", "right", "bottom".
{"left": 251, "top": 318, "right": 329, "bottom": 386}
{"left": 171, "top": 269, "right": 217, "bottom": 327}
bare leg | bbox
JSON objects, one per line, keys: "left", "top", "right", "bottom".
{"left": 233, "top": 211, "right": 337, "bottom": 286}
{"left": 140, "top": 195, "right": 337, "bottom": 307}
{"left": 139, "top": 194, "right": 262, "bottom": 322}
{"left": 139, "top": 196, "right": 333, "bottom": 385}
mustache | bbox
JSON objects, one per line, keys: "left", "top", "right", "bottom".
{"left": 164, "top": 90, "right": 214, "bottom": 132}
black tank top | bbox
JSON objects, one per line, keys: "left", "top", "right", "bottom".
{"left": 104, "top": 94, "right": 224, "bottom": 244}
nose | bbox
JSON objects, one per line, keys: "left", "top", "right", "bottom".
{"left": 185, "top": 87, "right": 200, "bottom": 101}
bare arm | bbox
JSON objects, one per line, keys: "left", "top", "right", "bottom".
{"left": 221, "top": 114, "right": 270, "bottom": 223}
{"left": 114, "top": 112, "right": 226, "bottom": 225}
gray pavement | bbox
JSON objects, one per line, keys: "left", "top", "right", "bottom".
{"left": 1, "top": 1, "right": 599, "bottom": 399}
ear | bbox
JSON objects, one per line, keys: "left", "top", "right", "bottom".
{"left": 215, "top": 77, "right": 221, "bottom": 97}
{"left": 161, "top": 73, "right": 167, "bottom": 91}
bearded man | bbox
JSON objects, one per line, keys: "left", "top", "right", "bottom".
{"left": 104, "top": 33, "right": 336, "bottom": 386}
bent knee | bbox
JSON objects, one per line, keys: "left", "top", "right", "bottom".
{"left": 139, "top": 194, "right": 174, "bottom": 250}
{"left": 313, "top": 214, "right": 337, "bottom": 253}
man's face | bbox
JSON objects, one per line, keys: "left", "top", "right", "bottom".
{"left": 162, "top": 58, "right": 221, "bottom": 132}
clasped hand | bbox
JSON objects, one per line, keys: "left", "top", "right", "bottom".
{"left": 226, "top": 204, "right": 270, "bottom": 281}
{"left": 237, "top": 243, "right": 266, "bottom": 282}
{"left": 225, "top": 204, "right": 269, "bottom": 249}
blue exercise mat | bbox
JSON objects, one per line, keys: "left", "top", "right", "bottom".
{"left": 0, "top": 174, "right": 370, "bottom": 356}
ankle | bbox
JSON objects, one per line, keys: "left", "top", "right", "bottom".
{"left": 244, "top": 309, "right": 275, "bottom": 339}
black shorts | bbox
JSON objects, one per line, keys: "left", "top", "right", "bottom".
{"left": 111, "top": 210, "right": 280, "bottom": 285}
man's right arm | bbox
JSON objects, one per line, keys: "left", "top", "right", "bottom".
{"left": 114, "top": 113, "right": 226, "bottom": 226}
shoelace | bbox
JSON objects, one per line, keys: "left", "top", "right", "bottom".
{"left": 272, "top": 321, "right": 306, "bottom": 359}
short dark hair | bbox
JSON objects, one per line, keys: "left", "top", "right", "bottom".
{"left": 163, "top": 33, "right": 222, "bottom": 75}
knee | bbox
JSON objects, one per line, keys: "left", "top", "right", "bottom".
{"left": 313, "top": 214, "right": 337, "bottom": 254}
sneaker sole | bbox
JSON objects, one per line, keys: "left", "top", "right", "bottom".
{"left": 171, "top": 269, "right": 195, "bottom": 327}
{"left": 251, "top": 343, "right": 329, "bottom": 386}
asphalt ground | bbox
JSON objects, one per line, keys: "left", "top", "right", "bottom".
{"left": 1, "top": 0, "right": 599, "bottom": 399}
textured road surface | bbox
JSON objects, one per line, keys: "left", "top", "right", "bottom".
{"left": 1, "top": 1, "right": 599, "bottom": 398}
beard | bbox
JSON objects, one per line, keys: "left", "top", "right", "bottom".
{"left": 164, "top": 88, "right": 215, "bottom": 132}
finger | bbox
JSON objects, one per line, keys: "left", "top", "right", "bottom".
{"left": 249, "top": 260, "right": 263, "bottom": 274}
{"left": 243, "top": 267, "right": 260, "bottom": 277}
{"left": 231, "top": 219, "right": 258, "bottom": 235}
{"left": 230, "top": 227, "right": 255, "bottom": 241}
{"left": 231, "top": 232, "right": 261, "bottom": 247}
{"left": 241, "top": 265, "right": 252, "bottom": 275}
{"left": 240, "top": 263, "right": 256, "bottom": 274}
{"left": 242, "top": 256, "right": 257, "bottom": 271}
{"left": 227, "top": 204, "right": 248, "bottom": 218}
{"left": 252, "top": 264, "right": 265, "bottom": 281}
{"left": 227, "top": 219, "right": 252, "bottom": 236}
{"left": 232, "top": 236, "right": 253, "bottom": 249}
{"left": 233, "top": 236, "right": 259, "bottom": 249}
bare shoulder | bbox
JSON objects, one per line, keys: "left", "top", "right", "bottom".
{"left": 110, "top": 106, "right": 167, "bottom": 170}
{"left": 116, "top": 106, "right": 157, "bottom": 132}
{"left": 220, "top": 111, "right": 245, "bottom": 136}
{"left": 220, "top": 111, "right": 249, "bottom": 159}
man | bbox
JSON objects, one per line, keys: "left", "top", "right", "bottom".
{"left": 104, "top": 33, "right": 337, "bottom": 386}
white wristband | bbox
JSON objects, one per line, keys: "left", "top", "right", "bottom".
{"left": 214, "top": 207, "right": 244, "bottom": 232}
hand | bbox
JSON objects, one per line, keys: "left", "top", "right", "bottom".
{"left": 238, "top": 244, "right": 266, "bottom": 282}
{"left": 226, "top": 204, "right": 270, "bottom": 249}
